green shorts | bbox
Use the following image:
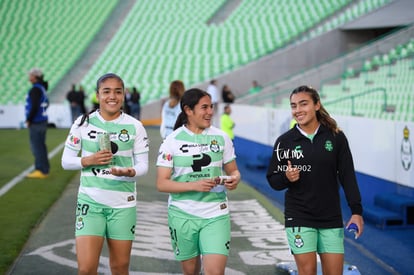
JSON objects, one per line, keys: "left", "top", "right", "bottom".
{"left": 286, "top": 227, "right": 344, "bottom": 254}
{"left": 168, "top": 209, "right": 231, "bottom": 261}
{"left": 75, "top": 199, "right": 136, "bottom": 240}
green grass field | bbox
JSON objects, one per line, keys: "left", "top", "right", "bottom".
{"left": 0, "top": 128, "right": 78, "bottom": 274}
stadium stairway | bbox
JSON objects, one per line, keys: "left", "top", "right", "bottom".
{"left": 207, "top": 0, "right": 242, "bottom": 25}
{"left": 364, "top": 192, "right": 414, "bottom": 229}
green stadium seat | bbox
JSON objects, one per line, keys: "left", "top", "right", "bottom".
{"left": 362, "top": 60, "right": 373, "bottom": 72}
{"left": 342, "top": 67, "right": 356, "bottom": 79}
{"left": 371, "top": 55, "right": 382, "bottom": 68}
{"left": 4, "top": 0, "right": 394, "bottom": 106}
{"left": 389, "top": 48, "right": 398, "bottom": 63}
{"left": 76, "top": 0, "right": 358, "bottom": 105}
{"left": 0, "top": 0, "right": 119, "bottom": 105}
{"left": 382, "top": 54, "right": 391, "bottom": 65}
{"left": 318, "top": 37, "right": 414, "bottom": 122}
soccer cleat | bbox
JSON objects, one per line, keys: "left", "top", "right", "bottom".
{"left": 26, "top": 170, "right": 48, "bottom": 179}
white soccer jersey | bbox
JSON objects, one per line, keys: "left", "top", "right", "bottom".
{"left": 63, "top": 111, "right": 149, "bottom": 208}
{"left": 156, "top": 125, "right": 236, "bottom": 218}
{"left": 160, "top": 99, "right": 181, "bottom": 139}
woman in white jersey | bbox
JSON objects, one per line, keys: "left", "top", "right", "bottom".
{"left": 61, "top": 73, "right": 149, "bottom": 274}
{"left": 156, "top": 88, "right": 241, "bottom": 275}
{"left": 160, "top": 80, "right": 185, "bottom": 139}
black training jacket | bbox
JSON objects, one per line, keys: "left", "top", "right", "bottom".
{"left": 266, "top": 124, "right": 362, "bottom": 228}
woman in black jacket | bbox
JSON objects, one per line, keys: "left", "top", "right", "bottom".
{"left": 267, "top": 85, "right": 364, "bottom": 275}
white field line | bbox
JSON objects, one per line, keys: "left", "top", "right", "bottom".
{"left": 0, "top": 143, "right": 65, "bottom": 197}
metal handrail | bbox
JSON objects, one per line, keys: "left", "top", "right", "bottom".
{"left": 324, "top": 87, "right": 387, "bottom": 116}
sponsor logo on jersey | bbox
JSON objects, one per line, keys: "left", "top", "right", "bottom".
{"left": 162, "top": 153, "right": 172, "bottom": 161}
{"left": 68, "top": 133, "right": 80, "bottom": 145}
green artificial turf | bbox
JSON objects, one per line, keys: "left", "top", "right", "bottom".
{"left": 0, "top": 128, "right": 78, "bottom": 274}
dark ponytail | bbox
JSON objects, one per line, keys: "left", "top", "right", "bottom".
{"left": 78, "top": 109, "right": 96, "bottom": 126}
{"left": 173, "top": 112, "right": 187, "bottom": 130}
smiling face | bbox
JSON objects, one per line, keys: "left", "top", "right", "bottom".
{"left": 97, "top": 77, "right": 125, "bottom": 120}
{"left": 290, "top": 91, "right": 320, "bottom": 133}
{"left": 185, "top": 95, "right": 213, "bottom": 134}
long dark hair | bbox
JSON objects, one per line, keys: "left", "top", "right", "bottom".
{"left": 290, "top": 85, "right": 339, "bottom": 134}
{"left": 173, "top": 88, "right": 211, "bottom": 130}
{"left": 78, "top": 73, "right": 124, "bottom": 126}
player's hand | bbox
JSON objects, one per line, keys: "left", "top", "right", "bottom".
{"left": 346, "top": 214, "right": 364, "bottom": 239}
{"left": 111, "top": 167, "right": 135, "bottom": 177}
{"left": 286, "top": 160, "right": 300, "bottom": 182}
{"left": 82, "top": 150, "right": 112, "bottom": 167}
{"left": 224, "top": 175, "right": 240, "bottom": 190}
{"left": 194, "top": 179, "right": 216, "bottom": 192}
{"left": 96, "top": 150, "right": 112, "bottom": 166}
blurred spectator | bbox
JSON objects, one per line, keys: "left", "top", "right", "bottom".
{"left": 248, "top": 80, "right": 262, "bottom": 95}
{"left": 220, "top": 104, "right": 235, "bottom": 140}
{"left": 123, "top": 88, "right": 131, "bottom": 115}
{"left": 91, "top": 92, "right": 99, "bottom": 111}
{"left": 160, "top": 80, "right": 185, "bottom": 139}
{"left": 222, "top": 84, "right": 235, "bottom": 103}
{"left": 67, "top": 84, "right": 87, "bottom": 122}
{"left": 78, "top": 85, "right": 87, "bottom": 115}
{"left": 66, "top": 84, "right": 81, "bottom": 122}
{"left": 206, "top": 79, "right": 219, "bottom": 110}
{"left": 130, "top": 87, "right": 141, "bottom": 120}
{"left": 25, "top": 68, "right": 50, "bottom": 179}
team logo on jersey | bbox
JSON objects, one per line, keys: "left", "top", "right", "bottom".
{"left": 210, "top": 139, "right": 220, "bottom": 153}
{"left": 401, "top": 126, "right": 412, "bottom": 171}
{"left": 68, "top": 133, "right": 80, "bottom": 146}
{"left": 119, "top": 129, "right": 130, "bottom": 142}
{"left": 325, "top": 140, "right": 333, "bottom": 152}
{"left": 294, "top": 234, "right": 304, "bottom": 248}
{"left": 76, "top": 217, "right": 84, "bottom": 230}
